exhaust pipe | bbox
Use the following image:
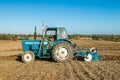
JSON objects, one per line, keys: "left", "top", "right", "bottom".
{"left": 34, "top": 26, "right": 37, "bottom": 40}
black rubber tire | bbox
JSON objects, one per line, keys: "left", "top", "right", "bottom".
{"left": 22, "top": 51, "right": 35, "bottom": 63}
{"left": 52, "top": 42, "right": 73, "bottom": 62}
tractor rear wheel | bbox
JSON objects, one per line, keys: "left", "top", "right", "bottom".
{"left": 22, "top": 51, "right": 35, "bottom": 63}
{"left": 52, "top": 42, "right": 73, "bottom": 62}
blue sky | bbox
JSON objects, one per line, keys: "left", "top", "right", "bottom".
{"left": 0, "top": 0, "right": 120, "bottom": 34}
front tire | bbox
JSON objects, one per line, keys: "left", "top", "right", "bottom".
{"left": 52, "top": 42, "right": 73, "bottom": 62}
{"left": 22, "top": 51, "right": 35, "bottom": 63}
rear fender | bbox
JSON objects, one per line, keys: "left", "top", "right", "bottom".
{"left": 49, "top": 39, "right": 73, "bottom": 53}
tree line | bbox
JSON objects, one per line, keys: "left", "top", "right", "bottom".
{"left": 0, "top": 34, "right": 120, "bottom": 42}
{"left": 69, "top": 34, "right": 120, "bottom": 41}
{"left": 0, "top": 34, "right": 28, "bottom": 40}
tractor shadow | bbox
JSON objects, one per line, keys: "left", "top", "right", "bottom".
{"left": 35, "top": 57, "right": 55, "bottom": 62}
{"left": 16, "top": 54, "right": 23, "bottom": 63}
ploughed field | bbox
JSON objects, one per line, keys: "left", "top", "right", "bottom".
{"left": 0, "top": 40, "right": 120, "bottom": 80}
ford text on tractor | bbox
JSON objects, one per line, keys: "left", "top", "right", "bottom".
{"left": 21, "top": 27, "right": 98, "bottom": 63}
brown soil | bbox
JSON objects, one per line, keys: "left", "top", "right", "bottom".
{"left": 0, "top": 40, "right": 120, "bottom": 80}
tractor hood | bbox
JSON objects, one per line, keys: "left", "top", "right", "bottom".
{"left": 22, "top": 40, "right": 41, "bottom": 52}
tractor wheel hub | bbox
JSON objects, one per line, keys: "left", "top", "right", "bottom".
{"left": 56, "top": 47, "right": 68, "bottom": 60}
{"left": 24, "top": 53, "right": 32, "bottom": 62}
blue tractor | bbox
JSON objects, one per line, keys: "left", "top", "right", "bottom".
{"left": 21, "top": 27, "right": 98, "bottom": 63}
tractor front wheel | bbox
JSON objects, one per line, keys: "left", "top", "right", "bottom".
{"left": 52, "top": 42, "right": 73, "bottom": 62}
{"left": 22, "top": 51, "right": 35, "bottom": 63}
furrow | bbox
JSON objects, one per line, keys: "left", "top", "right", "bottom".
{"left": 70, "top": 61, "right": 88, "bottom": 80}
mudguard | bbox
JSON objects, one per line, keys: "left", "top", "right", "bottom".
{"left": 49, "top": 39, "right": 73, "bottom": 53}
